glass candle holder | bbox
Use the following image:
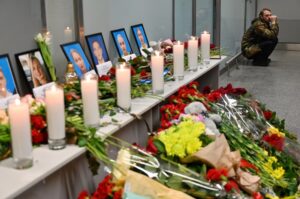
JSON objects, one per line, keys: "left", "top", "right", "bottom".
{"left": 201, "top": 31, "right": 211, "bottom": 65}
{"left": 45, "top": 84, "right": 66, "bottom": 150}
{"left": 81, "top": 73, "right": 100, "bottom": 127}
{"left": 151, "top": 51, "right": 164, "bottom": 95}
{"left": 8, "top": 99, "right": 33, "bottom": 169}
{"left": 173, "top": 41, "right": 184, "bottom": 80}
{"left": 188, "top": 36, "right": 198, "bottom": 72}
{"left": 116, "top": 62, "right": 131, "bottom": 112}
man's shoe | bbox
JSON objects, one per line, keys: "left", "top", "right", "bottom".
{"left": 252, "top": 59, "right": 269, "bottom": 66}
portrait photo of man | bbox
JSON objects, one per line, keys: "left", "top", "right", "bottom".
{"left": 111, "top": 29, "right": 133, "bottom": 57}
{"left": 86, "top": 33, "right": 110, "bottom": 68}
{"left": 61, "top": 42, "right": 92, "bottom": 78}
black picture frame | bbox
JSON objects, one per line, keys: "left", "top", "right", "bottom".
{"left": 85, "top": 32, "right": 110, "bottom": 67}
{"left": 111, "top": 28, "right": 133, "bottom": 57}
{"left": 60, "top": 42, "right": 93, "bottom": 78}
{"left": 15, "top": 49, "right": 52, "bottom": 90}
{"left": 0, "top": 54, "right": 18, "bottom": 98}
{"left": 131, "top": 23, "right": 150, "bottom": 55}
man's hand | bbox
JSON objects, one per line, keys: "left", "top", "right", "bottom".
{"left": 270, "top": 15, "right": 277, "bottom": 23}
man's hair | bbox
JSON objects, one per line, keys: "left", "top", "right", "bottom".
{"left": 259, "top": 8, "right": 271, "bottom": 17}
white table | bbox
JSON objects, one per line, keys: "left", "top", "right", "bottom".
{"left": 0, "top": 57, "right": 225, "bottom": 198}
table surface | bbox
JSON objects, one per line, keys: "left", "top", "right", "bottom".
{"left": 0, "top": 57, "right": 225, "bottom": 198}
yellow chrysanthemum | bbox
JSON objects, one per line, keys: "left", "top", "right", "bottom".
{"left": 272, "top": 166, "right": 285, "bottom": 179}
{"left": 158, "top": 119, "right": 205, "bottom": 158}
{"left": 267, "top": 126, "right": 285, "bottom": 137}
{"left": 262, "top": 156, "right": 285, "bottom": 180}
{"left": 265, "top": 193, "right": 279, "bottom": 199}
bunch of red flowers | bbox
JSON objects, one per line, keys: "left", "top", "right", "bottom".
{"left": 78, "top": 174, "right": 123, "bottom": 199}
{"left": 205, "top": 84, "right": 247, "bottom": 102}
{"left": 262, "top": 133, "right": 285, "bottom": 151}
{"left": 31, "top": 115, "right": 47, "bottom": 144}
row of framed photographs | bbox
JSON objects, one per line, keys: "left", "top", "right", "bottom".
{"left": 61, "top": 24, "right": 151, "bottom": 78}
{"left": 0, "top": 24, "right": 150, "bottom": 106}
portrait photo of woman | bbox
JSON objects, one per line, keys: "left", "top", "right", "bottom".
{"left": 15, "top": 49, "right": 52, "bottom": 89}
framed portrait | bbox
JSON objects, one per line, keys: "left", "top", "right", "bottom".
{"left": 0, "top": 54, "right": 17, "bottom": 100}
{"left": 60, "top": 42, "right": 93, "bottom": 78}
{"left": 111, "top": 28, "right": 133, "bottom": 58}
{"left": 15, "top": 49, "right": 52, "bottom": 90}
{"left": 85, "top": 33, "right": 112, "bottom": 76}
{"left": 131, "top": 24, "right": 151, "bottom": 55}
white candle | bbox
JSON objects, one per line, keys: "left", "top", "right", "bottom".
{"left": 8, "top": 99, "right": 32, "bottom": 160}
{"left": 173, "top": 41, "right": 184, "bottom": 80}
{"left": 45, "top": 85, "right": 65, "bottom": 140}
{"left": 116, "top": 63, "right": 131, "bottom": 111}
{"left": 151, "top": 51, "right": 164, "bottom": 94}
{"left": 188, "top": 36, "right": 198, "bottom": 71}
{"left": 64, "top": 26, "right": 73, "bottom": 42}
{"left": 201, "top": 31, "right": 210, "bottom": 64}
{"left": 81, "top": 75, "right": 100, "bottom": 126}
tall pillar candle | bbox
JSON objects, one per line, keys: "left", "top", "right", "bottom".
{"left": 81, "top": 74, "right": 100, "bottom": 127}
{"left": 45, "top": 85, "right": 65, "bottom": 150}
{"left": 188, "top": 36, "right": 198, "bottom": 71}
{"left": 201, "top": 31, "right": 210, "bottom": 64}
{"left": 173, "top": 41, "right": 184, "bottom": 80}
{"left": 116, "top": 63, "right": 131, "bottom": 111}
{"left": 151, "top": 51, "right": 164, "bottom": 94}
{"left": 8, "top": 99, "right": 33, "bottom": 169}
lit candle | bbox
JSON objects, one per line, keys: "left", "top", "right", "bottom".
{"left": 8, "top": 99, "right": 33, "bottom": 169}
{"left": 81, "top": 74, "right": 100, "bottom": 126}
{"left": 64, "top": 26, "right": 73, "bottom": 42}
{"left": 151, "top": 51, "right": 164, "bottom": 94}
{"left": 201, "top": 31, "right": 211, "bottom": 64}
{"left": 188, "top": 36, "right": 198, "bottom": 71}
{"left": 116, "top": 63, "right": 131, "bottom": 111}
{"left": 45, "top": 85, "right": 65, "bottom": 149}
{"left": 173, "top": 41, "right": 184, "bottom": 80}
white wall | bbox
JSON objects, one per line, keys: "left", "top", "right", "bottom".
{"left": 257, "top": 0, "right": 300, "bottom": 43}
{"left": 83, "top": 0, "right": 173, "bottom": 61}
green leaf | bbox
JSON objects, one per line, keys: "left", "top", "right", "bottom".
{"left": 78, "top": 137, "right": 87, "bottom": 147}
{"left": 153, "top": 139, "right": 165, "bottom": 153}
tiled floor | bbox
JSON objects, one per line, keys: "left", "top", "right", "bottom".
{"left": 220, "top": 50, "right": 300, "bottom": 139}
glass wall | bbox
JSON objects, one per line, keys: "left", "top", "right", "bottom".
{"left": 196, "top": 0, "right": 213, "bottom": 39}
{"left": 174, "top": 0, "right": 192, "bottom": 41}
{"left": 221, "top": 0, "right": 246, "bottom": 56}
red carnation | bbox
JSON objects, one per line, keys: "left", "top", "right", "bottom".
{"left": 188, "top": 81, "right": 199, "bottom": 90}
{"left": 262, "top": 134, "right": 284, "bottom": 151}
{"left": 99, "top": 75, "right": 111, "bottom": 81}
{"left": 146, "top": 137, "right": 158, "bottom": 155}
{"left": 240, "top": 159, "right": 259, "bottom": 173}
{"left": 206, "top": 168, "right": 228, "bottom": 181}
{"left": 140, "top": 69, "right": 148, "bottom": 79}
{"left": 225, "top": 180, "right": 240, "bottom": 193}
{"left": 202, "top": 86, "right": 211, "bottom": 94}
{"left": 252, "top": 192, "right": 264, "bottom": 199}
{"left": 263, "top": 110, "right": 273, "bottom": 120}
{"left": 113, "top": 190, "right": 123, "bottom": 199}
{"left": 77, "top": 190, "right": 89, "bottom": 199}
{"left": 109, "top": 67, "right": 116, "bottom": 76}
{"left": 210, "top": 44, "right": 216, "bottom": 49}
{"left": 31, "top": 115, "right": 46, "bottom": 130}
{"left": 32, "top": 129, "right": 44, "bottom": 144}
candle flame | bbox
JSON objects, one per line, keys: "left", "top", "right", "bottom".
{"left": 154, "top": 51, "right": 160, "bottom": 56}
{"left": 177, "top": 41, "right": 181, "bottom": 45}
{"left": 203, "top": 31, "right": 208, "bottom": 34}
{"left": 51, "top": 84, "right": 57, "bottom": 91}
{"left": 191, "top": 36, "right": 196, "bottom": 40}
{"left": 65, "top": 26, "right": 71, "bottom": 31}
{"left": 15, "top": 99, "right": 21, "bottom": 105}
